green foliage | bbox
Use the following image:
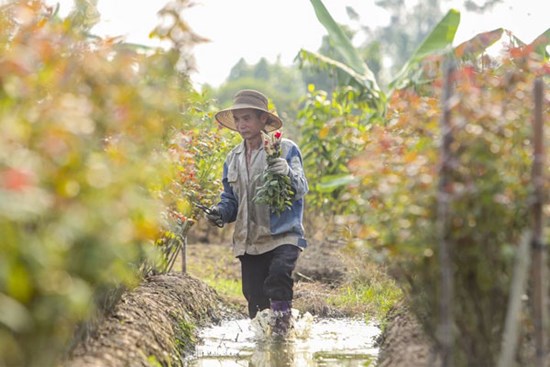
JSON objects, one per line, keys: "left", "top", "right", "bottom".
{"left": 388, "top": 8, "right": 460, "bottom": 91}
{"left": 298, "top": 86, "right": 375, "bottom": 219}
{"left": 366, "top": 0, "right": 502, "bottom": 82}
{"left": 175, "top": 318, "right": 197, "bottom": 355}
{"left": 321, "top": 242, "right": 403, "bottom": 321}
{"left": 303, "top": 1, "right": 461, "bottom": 101}
{"left": 301, "top": 0, "right": 384, "bottom": 112}
{"left": 254, "top": 170, "right": 295, "bottom": 216}
{"left": 202, "top": 278, "right": 242, "bottom": 302}
{"left": 370, "top": 0, "right": 448, "bottom": 78}
{"left": 308, "top": 0, "right": 379, "bottom": 88}
{"left": 297, "top": 4, "right": 464, "bottom": 221}
{"left": 0, "top": 1, "right": 228, "bottom": 365}
{"left": 300, "top": 31, "right": 360, "bottom": 94}
{"left": 329, "top": 282, "right": 401, "bottom": 322}
{"left": 253, "top": 131, "right": 295, "bottom": 215}
{"left": 147, "top": 355, "right": 165, "bottom": 367}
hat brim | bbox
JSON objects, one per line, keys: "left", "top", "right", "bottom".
{"left": 214, "top": 105, "right": 282, "bottom": 132}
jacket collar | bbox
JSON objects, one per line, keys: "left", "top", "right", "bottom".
{"left": 234, "top": 141, "right": 265, "bottom": 155}
{"left": 234, "top": 141, "right": 245, "bottom": 154}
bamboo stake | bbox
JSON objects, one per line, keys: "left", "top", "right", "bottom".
{"left": 531, "top": 77, "right": 546, "bottom": 367}
{"left": 437, "top": 61, "right": 455, "bottom": 367}
{"left": 497, "top": 231, "right": 532, "bottom": 367}
{"left": 181, "top": 230, "right": 187, "bottom": 274}
{"left": 165, "top": 219, "right": 191, "bottom": 273}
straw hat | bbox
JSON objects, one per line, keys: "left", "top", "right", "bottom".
{"left": 214, "top": 89, "right": 282, "bottom": 132}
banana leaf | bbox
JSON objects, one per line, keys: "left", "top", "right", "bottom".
{"left": 316, "top": 174, "right": 357, "bottom": 193}
{"left": 308, "top": 0, "right": 381, "bottom": 93}
{"left": 454, "top": 27, "right": 549, "bottom": 61}
{"left": 296, "top": 49, "right": 385, "bottom": 109}
{"left": 454, "top": 28, "right": 503, "bottom": 59}
{"left": 530, "top": 28, "right": 550, "bottom": 59}
{"left": 388, "top": 9, "right": 460, "bottom": 92}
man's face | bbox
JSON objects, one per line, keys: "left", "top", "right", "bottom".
{"left": 233, "top": 108, "right": 267, "bottom": 140}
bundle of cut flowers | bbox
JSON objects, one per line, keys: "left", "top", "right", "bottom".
{"left": 254, "top": 130, "right": 295, "bottom": 215}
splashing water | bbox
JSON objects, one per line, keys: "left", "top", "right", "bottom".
{"left": 249, "top": 308, "right": 314, "bottom": 340}
{"left": 185, "top": 309, "right": 380, "bottom": 366}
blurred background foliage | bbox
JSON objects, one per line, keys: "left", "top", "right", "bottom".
{"left": 351, "top": 54, "right": 548, "bottom": 365}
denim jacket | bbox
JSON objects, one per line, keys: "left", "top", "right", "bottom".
{"left": 217, "top": 138, "right": 308, "bottom": 256}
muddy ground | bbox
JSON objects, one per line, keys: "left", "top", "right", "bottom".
{"left": 186, "top": 236, "right": 437, "bottom": 366}
{"left": 64, "top": 224, "right": 434, "bottom": 367}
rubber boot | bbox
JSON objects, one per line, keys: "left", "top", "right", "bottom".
{"left": 270, "top": 300, "right": 292, "bottom": 337}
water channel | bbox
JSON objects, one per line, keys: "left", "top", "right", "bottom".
{"left": 185, "top": 310, "right": 380, "bottom": 367}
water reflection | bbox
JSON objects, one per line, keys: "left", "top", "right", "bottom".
{"left": 249, "top": 340, "right": 296, "bottom": 367}
{"left": 186, "top": 310, "right": 379, "bottom": 367}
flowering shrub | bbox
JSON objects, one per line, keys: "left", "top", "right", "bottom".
{"left": 0, "top": 1, "right": 229, "bottom": 365}
{"left": 254, "top": 130, "right": 295, "bottom": 215}
{"left": 148, "top": 124, "right": 233, "bottom": 274}
{"left": 350, "top": 49, "right": 549, "bottom": 364}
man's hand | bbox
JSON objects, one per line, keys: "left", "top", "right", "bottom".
{"left": 267, "top": 158, "right": 290, "bottom": 175}
{"left": 206, "top": 205, "right": 224, "bottom": 227}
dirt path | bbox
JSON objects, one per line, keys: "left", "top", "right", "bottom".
{"left": 65, "top": 236, "right": 432, "bottom": 366}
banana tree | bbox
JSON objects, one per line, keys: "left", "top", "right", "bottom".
{"left": 298, "top": 0, "right": 460, "bottom": 195}
{"left": 388, "top": 8, "right": 460, "bottom": 91}
{"left": 301, "top": 0, "right": 549, "bottom": 104}
{"left": 299, "top": 0, "right": 549, "bottom": 204}
{"left": 300, "top": 0, "right": 460, "bottom": 99}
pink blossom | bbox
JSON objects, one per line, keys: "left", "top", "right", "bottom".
{"left": 1, "top": 168, "right": 34, "bottom": 192}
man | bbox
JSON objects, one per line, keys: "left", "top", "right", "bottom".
{"left": 206, "top": 89, "right": 308, "bottom": 336}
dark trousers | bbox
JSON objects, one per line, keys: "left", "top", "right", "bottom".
{"left": 238, "top": 244, "right": 300, "bottom": 319}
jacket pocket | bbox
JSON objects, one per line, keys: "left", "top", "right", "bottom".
{"left": 227, "top": 167, "right": 239, "bottom": 198}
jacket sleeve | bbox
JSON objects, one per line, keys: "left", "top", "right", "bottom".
{"left": 218, "top": 161, "right": 238, "bottom": 223}
{"left": 285, "top": 143, "right": 309, "bottom": 200}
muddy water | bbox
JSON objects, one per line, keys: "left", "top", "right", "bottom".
{"left": 185, "top": 310, "right": 380, "bottom": 366}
